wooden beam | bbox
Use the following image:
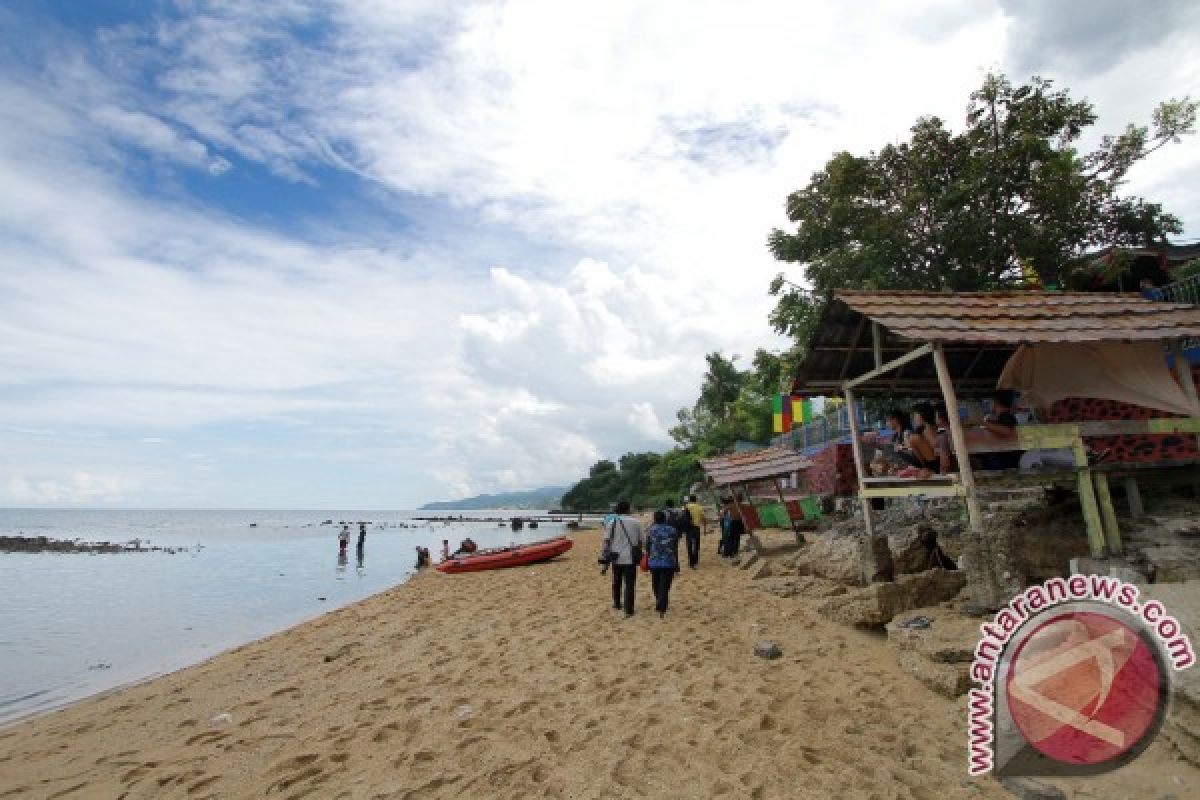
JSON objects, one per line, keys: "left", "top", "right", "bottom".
{"left": 843, "top": 343, "right": 935, "bottom": 391}
{"left": 965, "top": 419, "right": 1200, "bottom": 454}
{"left": 860, "top": 485, "right": 966, "bottom": 499}
{"left": 837, "top": 317, "right": 867, "bottom": 380}
{"left": 931, "top": 343, "right": 983, "bottom": 533}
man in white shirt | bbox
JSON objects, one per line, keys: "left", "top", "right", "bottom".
{"left": 602, "top": 500, "right": 645, "bottom": 617}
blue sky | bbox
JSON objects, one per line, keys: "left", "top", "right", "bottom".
{"left": 1, "top": 0, "right": 1198, "bottom": 508}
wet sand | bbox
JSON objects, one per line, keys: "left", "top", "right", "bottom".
{"left": 0, "top": 529, "right": 1193, "bottom": 799}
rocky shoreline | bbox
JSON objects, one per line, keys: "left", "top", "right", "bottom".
{"left": 0, "top": 535, "right": 190, "bottom": 555}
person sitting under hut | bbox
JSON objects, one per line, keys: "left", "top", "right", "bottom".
{"left": 884, "top": 408, "right": 916, "bottom": 466}
{"left": 961, "top": 389, "right": 1023, "bottom": 470}
{"left": 908, "top": 403, "right": 940, "bottom": 469}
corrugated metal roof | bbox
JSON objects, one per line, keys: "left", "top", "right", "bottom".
{"left": 835, "top": 290, "right": 1200, "bottom": 344}
{"left": 790, "top": 290, "right": 1200, "bottom": 395}
{"left": 701, "top": 447, "right": 813, "bottom": 485}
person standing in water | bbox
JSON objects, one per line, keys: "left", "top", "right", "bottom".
{"left": 357, "top": 522, "right": 367, "bottom": 549}
{"left": 338, "top": 525, "right": 350, "bottom": 554}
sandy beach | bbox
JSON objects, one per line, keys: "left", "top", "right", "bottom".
{"left": 0, "top": 528, "right": 1194, "bottom": 799}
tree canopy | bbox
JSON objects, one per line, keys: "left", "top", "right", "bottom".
{"left": 767, "top": 73, "right": 1196, "bottom": 345}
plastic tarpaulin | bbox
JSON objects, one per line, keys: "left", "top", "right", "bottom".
{"left": 998, "top": 342, "right": 1200, "bottom": 417}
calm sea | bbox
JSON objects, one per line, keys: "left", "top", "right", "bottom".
{"left": 0, "top": 509, "right": 572, "bottom": 725}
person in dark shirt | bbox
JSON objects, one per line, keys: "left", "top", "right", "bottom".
{"left": 972, "top": 390, "right": 1022, "bottom": 470}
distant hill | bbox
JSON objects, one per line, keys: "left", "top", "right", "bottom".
{"left": 419, "top": 486, "right": 567, "bottom": 511}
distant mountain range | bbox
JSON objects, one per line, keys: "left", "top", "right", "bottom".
{"left": 418, "top": 485, "right": 567, "bottom": 511}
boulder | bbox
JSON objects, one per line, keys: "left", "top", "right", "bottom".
{"left": 1139, "top": 580, "right": 1200, "bottom": 767}
{"left": 817, "top": 569, "right": 966, "bottom": 629}
{"left": 787, "top": 535, "right": 862, "bottom": 585}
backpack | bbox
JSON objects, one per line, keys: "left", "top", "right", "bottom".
{"left": 676, "top": 506, "right": 693, "bottom": 533}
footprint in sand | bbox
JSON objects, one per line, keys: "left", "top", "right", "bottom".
{"left": 184, "top": 730, "right": 229, "bottom": 747}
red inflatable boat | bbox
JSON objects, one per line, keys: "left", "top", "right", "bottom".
{"left": 436, "top": 536, "right": 574, "bottom": 574}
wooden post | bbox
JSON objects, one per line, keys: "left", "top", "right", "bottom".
{"left": 931, "top": 344, "right": 982, "bottom": 532}
{"left": 871, "top": 322, "right": 883, "bottom": 369}
{"left": 1072, "top": 435, "right": 1108, "bottom": 558}
{"left": 1092, "top": 473, "right": 1122, "bottom": 555}
{"left": 843, "top": 388, "right": 873, "bottom": 537}
{"left": 1123, "top": 476, "right": 1145, "bottom": 518}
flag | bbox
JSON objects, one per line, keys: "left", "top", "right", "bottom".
{"left": 772, "top": 394, "right": 793, "bottom": 434}
{"left": 792, "top": 396, "right": 812, "bottom": 425}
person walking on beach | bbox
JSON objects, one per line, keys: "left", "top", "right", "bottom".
{"left": 676, "top": 495, "right": 701, "bottom": 569}
{"left": 721, "top": 498, "right": 746, "bottom": 558}
{"left": 601, "top": 500, "right": 644, "bottom": 618}
{"left": 646, "top": 510, "right": 681, "bottom": 618}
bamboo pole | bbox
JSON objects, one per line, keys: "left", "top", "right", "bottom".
{"left": 931, "top": 343, "right": 982, "bottom": 533}
{"left": 843, "top": 388, "right": 874, "bottom": 538}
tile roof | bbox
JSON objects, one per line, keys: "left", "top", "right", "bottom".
{"left": 835, "top": 290, "right": 1200, "bottom": 344}
{"left": 790, "top": 289, "right": 1200, "bottom": 396}
{"left": 701, "top": 447, "right": 813, "bottom": 486}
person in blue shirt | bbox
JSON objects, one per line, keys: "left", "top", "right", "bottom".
{"left": 646, "top": 510, "right": 682, "bottom": 618}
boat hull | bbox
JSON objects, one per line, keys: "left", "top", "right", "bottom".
{"left": 436, "top": 536, "right": 573, "bottom": 574}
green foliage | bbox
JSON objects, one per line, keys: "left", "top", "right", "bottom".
{"left": 1177, "top": 259, "right": 1200, "bottom": 280}
{"left": 560, "top": 449, "right": 702, "bottom": 512}
{"left": 768, "top": 73, "right": 1196, "bottom": 343}
{"left": 562, "top": 350, "right": 790, "bottom": 511}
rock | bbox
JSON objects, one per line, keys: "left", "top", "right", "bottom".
{"left": 753, "top": 641, "right": 782, "bottom": 659}
{"left": 858, "top": 531, "right": 895, "bottom": 584}
{"left": 888, "top": 524, "right": 931, "bottom": 575}
{"left": 1139, "top": 580, "right": 1200, "bottom": 767}
{"left": 999, "top": 777, "right": 1065, "bottom": 800}
{"left": 817, "top": 569, "right": 967, "bottom": 628}
{"left": 786, "top": 535, "right": 862, "bottom": 585}
{"left": 754, "top": 575, "right": 847, "bottom": 599}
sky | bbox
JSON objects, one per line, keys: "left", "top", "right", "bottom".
{"left": 1, "top": 0, "right": 1198, "bottom": 509}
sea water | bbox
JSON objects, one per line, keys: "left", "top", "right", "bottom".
{"left": 0, "top": 509, "right": 571, "bottom": 724}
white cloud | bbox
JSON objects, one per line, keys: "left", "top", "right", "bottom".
{"left": 0, "top": 0, "right": 1197, "bottom": 506}
{"left": 6, "top": 471, "right": 133, "bottom": 505}
{"left": 90, "top": 105, "right": 231, "bottom": 174}
{"left": 627, "top": 402, "right": 671, "bottom": 443}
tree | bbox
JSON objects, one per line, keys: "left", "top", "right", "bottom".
{"left": 767, "top": 73, "right": 1196, "bottom": 346}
